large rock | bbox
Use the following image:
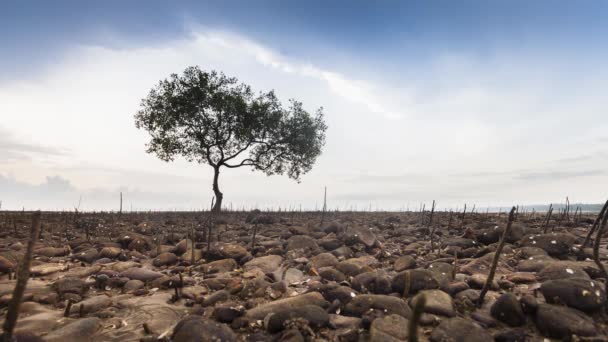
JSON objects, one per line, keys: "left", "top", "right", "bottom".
{"left": 394, "top": 255, "right": 416, "bottom": 272}
{"left": 265, "top": 305, "right": 329, "bottom": 333}
{"left": 344, "top": 294, "right": 411, "bottom": 318}
{"left": 490, "top": 293, "right": 526, "bottom": 326}
{"left": 45, "top": 318, "right": 101, "bottom": 342}
{"left": 69, "top": 295, "right": 112, "bottom": 315}
{"left": 244, "top": 255, "right": 283, "bottom": 274}
{"left": 120, "top": 267, "right": 164, "bottom": 282}
{"left": 461, "top": 252, "right": 511, "bottom": 276}
{"left": 336, "top": 256, "right": 377, "bottom": 276}
{"left": 152, "top": 252, "right": 178, "bottom": 267}
{"left": 35, "top": 247, "right": 70, "bottom": 258}
{"left": 286, "top": 235, "right": 319, "bottom": 251}
{"left": 171, "top": 316, "right": 236, "bottom": 342}
{"left": 521, "top": 233, "right": 575, "bottom": 258}
{"left": 207, "top": 243, "right": 250, "bottom": 263}
{"left": 430, "top": 317, "right": 493, "bottom": 342}
{"left": 537, "top": 262, "right": 589, "bottom": 281}
{"left": 540, "top": 277, "right": 605, "bottom": 312}
{"left": 476, "top": 223, "right": 525, "bottom": 245}
{"left": 0, "top": 256, "right": 15, "bottom": 273}
{"left": 202, "top": 259, "right": 238, "bottom": 274}
{"left": 412, "top": 290, "right": 455, "bottom": 317}
{"left": 392, "top": 269, "right": 439, "bottom": 295}
{"left": 73, "top": 248, "right": 98, "bottom": 263}
{"left": 535, "top": 304, "right": 597, "bottom": 339}
{"left": 53, "top": 277, "right": 87, "bottom": 296}
{"left": 352, "top": 271, "right": 392, "bottom": 294}
{"left": 98, "top": 247, "right": 122, "bottom": 259}
{"left": 344, "top": 226, "right": 377, "bottom": 247}
{"left": 245, "top": 292, "right": 329, "bottom": 320}
{"left": 310, "top": 253, "right": 339, "bottom": 268}
{"left": 370, "top": 314, "right": 409, "bottom": 342}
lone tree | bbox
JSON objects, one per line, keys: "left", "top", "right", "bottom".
{"left": 135, "top": 66, "right": 327, "bottom": 212}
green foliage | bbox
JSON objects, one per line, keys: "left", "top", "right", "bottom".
{"left": 135, "top": 66, "right": 327, "bottom": 181}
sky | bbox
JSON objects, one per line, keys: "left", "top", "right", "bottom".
{"left": 1, "top": 1, "right": 608, "bottom": 211}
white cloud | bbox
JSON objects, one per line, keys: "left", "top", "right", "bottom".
{"left": 1, "top": 28, "right": 607, "bottom": 210}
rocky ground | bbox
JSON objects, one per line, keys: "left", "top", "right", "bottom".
{"left": 0, "top": 209, "right": 607, "bottom": 341}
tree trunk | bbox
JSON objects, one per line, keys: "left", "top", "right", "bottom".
{"left": 212, "top": 166, "right": 223, "bottom": 212}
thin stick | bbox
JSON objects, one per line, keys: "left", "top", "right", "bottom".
{"left": 592, "top": 206, "right": 608, "bottom": 309}
{"left": 582, "top": 200, "right": 608, "bottom": 248}
{"left": 408, "top": 294, "right": 426, "bottom": 342}
{"left": 477, "top": 206, "right": 516, "bottom": 307}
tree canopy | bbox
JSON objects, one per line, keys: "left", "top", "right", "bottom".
{"left": 135, "top": 66, "right": 327, "bottom": 211}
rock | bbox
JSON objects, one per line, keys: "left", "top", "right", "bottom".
{"left": 319, "top": 238, "right": 343, "bottom": 251}
{"left": 412, "top": 290, "right": 455, "bottom": 317}
{"left": 540, "top": 277, "right": 605, "bottom": 312}
{"left": 392, "top": 270, "right": 439, "bottom": 295}
{"left": 310, "top": 253, "right": 339, "bottom": 268}
{"left": 203, "top": 289, "right": 230, "bottom": 306}
{"left": 73, "top": 248, "right": 98, "bottom": 263}
{"left": 286, "top": 235, "right": 319, "bottom": 252}
{"left": 152, "top": 252, "right": 178, "bottom": 267}
{"left": 461, "top": 252, "right": 511, "bottom": 276}
{"left": 336, "top": 260, "right": 371, "bottom": 276}
{"left": 207, "top": 243, "right": 250, "bottom": 263}
{"left": 213, "top": 302, "right": 245, "bottom": 323}
{"left": 319, "top": 267, "right": 347, "bottom": 282}
{"left": 174, "top": 239, "right": 188, "bottom": 255}
{"left": 319, "top": 285, "right": 358, "bottom": 304}
{"left": 53, "top": 277, "right": 86, "bottom": 296}
{"left": 45, "top": 317, "right": 101, "bottom": 342}
{"left": 430, "top": 317, "right": 493, "bottom": 342}
{"left": 344, "top": 294, "right": 411, "bottom": 318}
{"left": 35, "top": 247, "right": 69, "bottom": 257}
{"left": 202, "top": 259, "right": 238, "bottom": 274}
{"left": 535, "top": 304, "right": 597, "bottom": 339}
{"left": 493, "top": 328, "right": 527, "bottom": 342}
{"left": 30, "top": 263, "right": 67, "bottom": 276}
{"left": 370, "top": 314, "right": 408, "bottom": 341}
{"left": 519, "top": 294, "right": 538, "bottom": 314}
{"left": 537, "top": 262, "right": 589, "bottom": 281}
{"left": 2, "top": 332, "right": 44, "bottom": 341}
{"left": 183, "top": 248, "right": 203, "bottom": 263}
{"left": 394, "top": 255, "right": 416, "bottom": 272}
{"left": 243, "top": 255, "right": 283, "bottom": 274}
{"left": 245, "top": 292, "right": 329, "bottom": 320}
{"left": 521, "top": 233, "right": 575, "bottom": 258}
{"left": 0, "top": 256, "right": 15, "bottom": 273}
{"left": 274, "top": 268, "right": 304, "bottom": 284}
{"left": 265, "top": 305, "right": 329, "bottom": 333}
{"left": 344, "top": 226, "right": 377, "bottom": 247}
{"left": 120, "top": 267, "right": 164, "bottom": 282}
{"left": 505, "top": 272, "right": 536, "bottom": 284}
{"left": 123, "top": 279, "right": 144, "bottom": 292}
{"left": 516, "top": 254, "right": 555, "bottom": 272}
{"left": 127, "top": 235, "right": 151, "bottom": 252}
{"left": 352, "top": 271, "right": 392, "bottom": 294}
{"left": 443, "top": 281, "right": 470, "bottom": 296}
{"left": 476, "top": 223, "right": 525, "bottom": 245}
{"left": 98, "top": 247, "right": 122, "bottom": 259}
{"left": 427, "top": 262, "right": 454, "bottom": 287}
{"left": 110, "top": 261, "right": 140, "bottom": 272}
{"left": 490, "top": 293, "right": 526, "bottom": 326}
{"left": 171, "top": 316, "right": 236, "bottom": 342}
{"left": 70, "top": 295, "right": 112, "bottom": 315}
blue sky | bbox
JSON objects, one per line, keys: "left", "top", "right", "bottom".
{"left": 1, "top": 1, "right": 608, "bottom": 210}
{"left": 4, "top": 1, "right": 607, "bottom": 80}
